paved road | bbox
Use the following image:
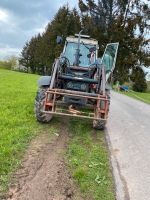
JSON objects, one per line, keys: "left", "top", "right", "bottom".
{"left": 106, "top": 91, "right": 150, "bottom": 200}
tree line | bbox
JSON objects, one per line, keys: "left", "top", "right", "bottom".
{"left": 19, "top": 0, "right": 150, "bottom": 91}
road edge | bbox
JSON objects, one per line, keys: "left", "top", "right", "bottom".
{"left": 105, "top": 127, "right": 130, "bottom": 200}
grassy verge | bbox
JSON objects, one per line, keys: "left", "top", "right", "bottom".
{"left": 0, "top": 69, "right": 57, "bottom": 194}
{"left": 119, "top": 90, "right": 150, "bottom": 104}
{"left": 67, "top": 119, "right": 115, "bottom": 200}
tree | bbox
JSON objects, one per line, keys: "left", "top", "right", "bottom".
{"left": 19, "top": 42, "right": 31, "bottom": 72}
{"left": 131, "top": 67, "right": 147, "bottom": 92}
{"left": 20, "top": 1, "right": 149, "bottom": 80}
{"left": 19, "top": 5, "right": 81, "bottom": 74}
{"left": 7, "top": 56, "right": 17, "bottom": 70}
{"left": 78, "top": 0, "right": 150, "bottom": 83}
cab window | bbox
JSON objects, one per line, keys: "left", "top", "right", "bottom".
{"left": 64, "top": 42, "right": 96, "bottom": 67}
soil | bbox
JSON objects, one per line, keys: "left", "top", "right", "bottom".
{"left": 6, "top": 122, "right": 84, "bottom": 200}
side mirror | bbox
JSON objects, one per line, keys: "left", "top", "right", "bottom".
{"left": 56, "top": 36, "right": 63, "bottom": 44}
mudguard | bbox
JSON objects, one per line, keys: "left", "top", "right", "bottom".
{"left": 38, "top": 76, "right": 51, "bottom": 87}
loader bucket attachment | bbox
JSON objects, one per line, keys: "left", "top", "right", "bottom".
{"left": 43, "top": 89, "right": 109, "bottom": 121}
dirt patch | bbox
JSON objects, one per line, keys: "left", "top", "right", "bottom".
{"left": 6, "top": 122, "right": 84, "bottom": 200}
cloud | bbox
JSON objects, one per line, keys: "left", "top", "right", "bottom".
{"left": 0, "top": 0, "right": 78, "bottom": 60}
{"left": 0, "top": 46, "right": 21, "bottom": 59}
{"left": 0, "top": 8, "right": 9, "bottom": 23}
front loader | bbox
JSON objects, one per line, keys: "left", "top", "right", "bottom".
{"left": 35, "top": 31, "right": 119, "bottom": 129}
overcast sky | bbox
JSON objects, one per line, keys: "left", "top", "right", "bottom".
{"left": 0, "top": 0, "right": 78, "bottom": 60}
{"left": 0, "top": 0, "right": 149, "bottom": 61}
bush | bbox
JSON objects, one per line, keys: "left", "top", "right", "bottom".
{"left": 131, "top": 67, "right": 147, "bottom": 92}
{"left": 0, "top": 61, "right": 11, "bottom": 70}
{"left": 132, "top": 80, "right": 147, "bottom": 92}
{"left": 0, "top": 56, "right": 18, "bottom": 71}
{"left": 7, "top": 56, "right": 17, "bottom": 70}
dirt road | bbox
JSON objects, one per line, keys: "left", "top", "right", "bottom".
{"left": 106, "top": 91, "right": 150, "bottom": 200}
{"left": 7, "top": 122, "right": 84, "bottom": 200}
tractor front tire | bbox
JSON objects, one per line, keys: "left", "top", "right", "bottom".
{"left": 93, "top": 120, "right": 106, "bottom": 130}
{"left": 35, "top": 87, "right": 53, "bottom": 122}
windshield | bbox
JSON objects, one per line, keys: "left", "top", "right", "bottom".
{"left": 64, "top": 42, "right": 96, "bottom": 67}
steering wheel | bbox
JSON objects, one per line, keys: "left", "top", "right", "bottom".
{"left": 60, "top": 56, "right": 70, "bottom": 67}
{"left": 59, "top": 56, "right": 71, "bottom": 74}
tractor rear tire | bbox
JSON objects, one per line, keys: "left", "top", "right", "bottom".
{"left": 93, "top": 120, "right": 106, "bottom": 130}
{"left": 35, "top": 87, "right": 53, "bottom": 122}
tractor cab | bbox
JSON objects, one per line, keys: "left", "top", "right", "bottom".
{"left": 58, "top": 34, "right": 119, "bottom": 94}
{"left": 63, "top": 35, "right": 99, "bottom": 68}
{"left": 60, "top": 34, "right": 119, "bottom": 84}
{"left": 56, "top": 34, "right": 100, "bottom": 93}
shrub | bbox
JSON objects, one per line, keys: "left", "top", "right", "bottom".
{"left": 132, "top": 80, "right": 147, "bottom": 92}
{"left": 131, "top": 67, "right": 147, "bottom": 92}
{"left": 0, "top": 61, "right": 11, "bottom": 70}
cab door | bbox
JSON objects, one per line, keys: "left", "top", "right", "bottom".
{"left": 101, "top": 43, "right": 119, "bottom": 82}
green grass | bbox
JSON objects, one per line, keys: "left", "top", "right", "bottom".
{"left": 120, "top": 90, "right": 150, "bottom": 104}
{"left": 67, "top": 119, "right": 115, "bottom": 200}
{"left": 114, "top": 81, "right": 150, "bottom": 104}
{"left": 0, "top": 69, "right": 115, "bottom": 199}
{"left": 0, "top": 69, "right": 58, "bottom": 194}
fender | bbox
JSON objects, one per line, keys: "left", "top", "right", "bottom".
{"left": 38, "top": 76, "right": 51, "bottom": 87}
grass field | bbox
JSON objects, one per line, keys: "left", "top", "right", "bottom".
{"left": 117, "top": 81, "right": 150, "bottom": 104}
{"left": 0, "top": 69, "right": 115, "bottom": 199}
{"left": 120, "top": 90, "right": 150, "bottom": 104}
{"left": 0, "top": 69, "right": 57, "bottom": 193}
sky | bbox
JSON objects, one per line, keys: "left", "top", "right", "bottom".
{"left": 0, "top": 0, "right": 78, "bottom": 60}
{"left": 0, "top": 0, "right": 149, "bottom": 64}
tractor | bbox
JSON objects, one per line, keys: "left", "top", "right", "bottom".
{"left": 35, "top": 31, "right": 119, "bottom": 129}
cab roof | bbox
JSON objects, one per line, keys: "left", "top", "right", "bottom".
{"left": 66, "top": 36, "right": 98, "bottom": 46}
